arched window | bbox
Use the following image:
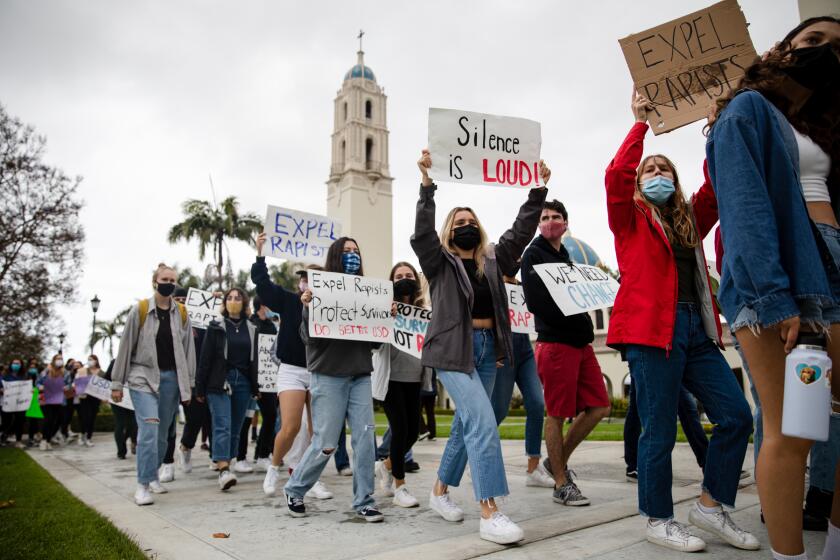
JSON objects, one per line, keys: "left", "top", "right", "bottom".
{"left": 365, "top": 100, "right": 372, "bottom": 120}
{"left": 365, "top": 137, "right": 374, "bottom": 169}
{"left": 343, "top": 102, "right": 348, "bottom": 122}
{"left": 595, "top": 309, "right": 605, "bottom": 330}
{"left": 340, "top": 140, "right": 346, "bottom": 168}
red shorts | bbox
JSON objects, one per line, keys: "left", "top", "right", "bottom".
{"left": 535, "top": 342, "right": 610, "bottom": 418}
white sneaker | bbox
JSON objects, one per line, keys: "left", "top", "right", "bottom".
{"left": 84, "top": 438, "right": 94, "bottom": 447}
{"left": 263, "top": 465, "right": 281, "bottom": 496}
{"left": 209, "top": 461, "right": 220, "bottom": 471}
{"left": 255, "top": 458, "right": 271, "bottom": 472}
{"left": 233, "top": 459, "right": 254, "bottom": 474}
{"left": 178, "top": 447, "right": 192, "bottom": 473}
{"left": 393, "top": 486, "right": 419, "bottom": 508}
{"left": 480, "top": 512, "right": 524, "bottom": 544}
{"left": 219, "top": 469, "right": 237, "bottom": 491}
{"left": 148, "top": 480, "right": 168, "bottom": 494}
{"left": 376, "top": 461, "right": 395, "bottom": 497}
{"left": 306, "top": 480, "right": 334, "bottom": 500}
{"left": 429, "top": 490, "right": 465, "bottom": 522}
{"left": 646, "top": 519, "right": 706, "bottom": 552}
{"left": 688, "top": 503, "right": 760, "bottom": 550}
{"left": 54, "top": 434, "right": 65, "bottom": 445}
{"left": 526, "top": 463, "right": 555, "bottom": 488}
{"left": 134, "top": 484, "right": 154, "bottom": 506}
{"left": 339, "top": 466, "right": 353, "bottom": 476}
{"left": 39, "top": 440, "right": 51, "bottom": 451}
{"left": 158, "top": 463, "right": 175, "bottom": 483}
{"left": 78, "top": 435, "right": 86, "bottom": 446}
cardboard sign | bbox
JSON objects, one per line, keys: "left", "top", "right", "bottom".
{"left": 428, "top": 108, "right": 542, "bottom": 188}
{"left": 257, "top": 334, "right": 278, "bottom": 392}
{"left": 392, "top": 303, "right": 431, "bottom": 359}
{"left": 308, "top": 270, "right": 393, "bottom": 343}
{"left": 2, "top": 380, "right": 33, "bottom": 413}
{"left": 264, "top": 206, "right": 342, "bottom": 265}
{"left": 185, "top": 288, "right": 223, "bottom": 329}
{"left": 618, "top": 0, "right": 757, "bottom": 134}
{"left": 505, "top": 284, "right": 536, "bottom": 336}
{"left": 84, "top": 375, "right": 134, "bottom": 410}
{"left": 533, "top": 263, "right": 620, "bottom": 315}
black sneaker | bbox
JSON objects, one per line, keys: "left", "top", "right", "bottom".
{"left": 543, "top": 457, "right": 553, "bottom": 475}
{"left": 285, "top": 492, "right": 306, "bottom": 518}
{"left": 357, "top": 506, "right": 384, "bottom": 523}
{"left": 405, "top": 460, "right": 421, "bottom": 473}
{"left": 553, "top": 480, "right": 590, "bottom": 506}
{"left": 625, "top": 470, "right": 638, "bottom": 482}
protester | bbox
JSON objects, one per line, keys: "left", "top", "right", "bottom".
{"left": 37, "top": 354, "right": 69, "bottom": 450}
{"left": 105, "top": 358, "right": 137, "bottom": 460}
{"left": 25, "top": 358, "right": 41, "bottom": 446}
{"left": 111, "top": 263, "right": 196, "bottom": 506}
{"left": 59, "top": 359, "right": 80, "bottom": 442}
{"left": 248, "top": 295, "right": 278, "bottom": 471}
{"left": 412, "top": 149, "right": 548, "bottom": 544}
{"left": 283, "top": 237, "right": 383, "bottom": 522}
{"left": 707, "top": 16, "right": 840, "bottom": 560}
{"left": 195, "top": 287, "right": 260, "bottom": 491}
{"left": 74, "top": 354, "right": 106, "bottom": 447}
{"left": 1, "top": 358, "right": 28, "bottom": 448}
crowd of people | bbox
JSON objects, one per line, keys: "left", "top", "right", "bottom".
{"left": 1, "top": 14, "right": 838, "bottom": 560}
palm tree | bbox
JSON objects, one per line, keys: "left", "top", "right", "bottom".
{"left": 167, "top": 196, "right": 262, "bottom": 290}
{"left": 90, "top": 317, "right": 121, "bottom": 360}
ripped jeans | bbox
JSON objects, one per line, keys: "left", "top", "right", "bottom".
{"left": 284, "top": 373, "right": 376, "bottom": 511}
{"left": 130, "top": 370, "right": 180, "bottom": 485}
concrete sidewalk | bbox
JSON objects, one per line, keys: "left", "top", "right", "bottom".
{"left": 28, "top": 435, "right": 827, "bottom": 559}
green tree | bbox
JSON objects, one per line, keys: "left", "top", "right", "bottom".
{"left": 167, "top": 197, "right": 262, "bottom": 290}
{"left": 269, "top": 262, "right": 300, "bottom": 292}
{"left": 90, "top": 319, "right": 120, "bottom": 360}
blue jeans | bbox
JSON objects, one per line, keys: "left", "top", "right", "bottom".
{"left": 206, "top": 369, "right": 253, "bottom": 463}
{"left": 335, "top": 424, "right": 350, "bottom": 471}
{"left": 285, "top": 373, "right": 376, "bottom": 511}
{"left": 627, "top": 304, "right": 753, "bottom": 519}
{"left": 491, "top": 332, "right": 544, "bottom": 457}
{"left": 437, "top": 329, "right": 508, "bottom": 501}
{"left": 130, "top": 370, "right": 180, "bottom": 485}
{"left": 810, "top": 415, "right": 840, "bottom": 492}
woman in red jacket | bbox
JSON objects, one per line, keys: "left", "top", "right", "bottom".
{"left": 604, "top": 92, "right": 756, "bottom": 554}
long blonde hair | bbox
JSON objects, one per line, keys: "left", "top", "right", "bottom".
{"left": 439, "top": 207, "right": 490, "bottom": 277}
{"left": 47, "top": 354, "right": 64, "bottom": 378}
{"left": 635, "top": 155, "right": 698, "bottom": 248}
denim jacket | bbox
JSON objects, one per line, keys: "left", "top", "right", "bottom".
{"left": 706, "top": 89, "right": 834, "bottom": 330}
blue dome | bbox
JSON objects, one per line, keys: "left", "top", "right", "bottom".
{"left": 344, "top": 64, "right": 376, "bottom": 82}
{"left": 562, "top": 235, "right": 602, "bottom": 266}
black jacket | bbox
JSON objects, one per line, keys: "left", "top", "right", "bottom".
{"left": 521, "top": 235, "right": 594, "bottom": 347}
{"left": 249, "top": 315, "right": 278, "bottom": 336}
{"left": 195, "top": 319, "right": 259, "bottom": 397}
{"left": 251, "top": 257, "right": 306, "bottom": 368}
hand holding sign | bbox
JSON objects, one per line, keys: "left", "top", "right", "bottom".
{"left": 632, "top": 90, "right": 654, "bottom": 123}
{"left": 308, "top": 270, "right": 393, "bottom": 343}
{"left": 418, "top": 149, "right": 433, "bottom": 187}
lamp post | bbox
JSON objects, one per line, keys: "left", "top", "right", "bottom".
{"left": 58, "top": 333, "right": 66, "bottom": 354}
{"left": 90, "top": 295, "right": 101, "bottom": 354}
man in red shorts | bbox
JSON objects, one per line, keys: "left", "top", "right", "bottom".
{"left": 520, "top": 199, "right": 611, "bottom": 506}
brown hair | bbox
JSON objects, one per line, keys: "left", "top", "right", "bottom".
{"left": 439, "top": 207, "right": 490, "bottom": 277}
{"left": 635, "top": 155, "right": 699, "bottom": 248}
{"left": 152, "top": 262, "right": 176, "bottom": 284}
{"left": 389, "top": 261, "right": 428, "bottom": 308}
{"left": 47, "top": 354, "right": 64, "bottom": 378}
{"left": 219, "top": 287, "right": 251, "bottom": 318}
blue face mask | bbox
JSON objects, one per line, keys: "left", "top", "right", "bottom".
{"left": 641, "top": 176, "right": 675, "bottom": 206}
{"left": 342, "top": 252, "right": 361, "bottom": 275}
{"left": 10, "top": 363, "right": 21, "bottom": 373}
{"left": 265, "top": 311, "right": 279, "bottom": 320}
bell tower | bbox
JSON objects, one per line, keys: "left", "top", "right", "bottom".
{"left": 326, "top": 32, "right": 393, "bottom": 278}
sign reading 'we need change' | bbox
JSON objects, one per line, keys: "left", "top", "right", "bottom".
{"left": 533, "top": 263, "right": 619, "bottom": 316}
{"left": 264, "top": 206, "right": 341, "bottom": 266}
{"left": 308, "top": 270, "right": 393, "bottom": 343}
{"left": 428, "top": 108, "right": 542, "bottom": 189}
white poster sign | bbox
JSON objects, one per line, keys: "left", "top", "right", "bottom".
{"left": 185, "top": 288, "right": 223, "bottom": 329}
{"left": 505, "top": 284, "right": 536, "bottom": 336}
{"left": 258, "top": 334, "right": 278, "bottom": 392}
{"left": 392, "top": 303, "right": 431, "bottom": 359}
{"left": 428, "top": 108, "right": 542, "bottom": 189}
{"left": 264, "top": 206, "right": 342, "bottom": 265}
{"left": 533, "top": 263, "right": 619, "bottom": 315}
{"left": 1, "top": 380, "right": 32, "bottom": 413}
{"left": 84, "top": 375, "right": 134, "bottom": 410}
{"left": 308, "top": 270, "right": 393, "bottom": 343}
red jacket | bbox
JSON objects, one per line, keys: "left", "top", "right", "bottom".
{"left": 604, "top": 122, "right": 723, "bottom": 352}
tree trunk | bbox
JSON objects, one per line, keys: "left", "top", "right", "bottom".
{"left": 217, "top": 234, "right": 224, "bottom": 291}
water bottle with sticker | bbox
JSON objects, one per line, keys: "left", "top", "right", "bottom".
{"left": 782, "top": 332, "right": 832, "bottom": 441}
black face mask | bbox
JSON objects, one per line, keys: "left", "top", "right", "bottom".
{"left": 393, "top": 278, "right": 418, "bottom": 298}
{"left": 156, "top": 282, "right": 176, "bottom": 297}
{"left": 781, "top": 44, "right": 840, "bottom": 92}
{"left": 452, "top": 225, "right": 481, "bottom": 250}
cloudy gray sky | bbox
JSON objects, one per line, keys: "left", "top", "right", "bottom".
{"left": 0, "top": 0, "right": 802, "bottom": 359}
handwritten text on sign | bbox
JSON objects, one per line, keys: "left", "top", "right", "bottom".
{"left": 264, "top": 206, "right": 341, "bottom": 265}
{"left": 505, "top": 284, "right": 536, "bottom": 336}
{"left": 618, "top": 0, "right": 757, "bottom": 134}
{"left": 84, "top": 376, "right": 134, "bottom": 410}
{"left": 2, "top": 380, "right": 33, "bottom": 413}
{"left": 428, "top": 108, "right": 542, "bottom": 189}
{"left": 308, "top": 270, "right": 393, "bottom": 343}
{"left": 533, "top": 263, "right": 619, "bottom": 315}
{"left": 258, "top": 334, "right": 278, "bottom": 392}
{"left": 392, "top": 303, "right": 431, "bottom": 359}
{"left": 185, "top": 288, "right": 223, "bottom": 329}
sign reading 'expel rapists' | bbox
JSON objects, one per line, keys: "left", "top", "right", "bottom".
{"left": 428, "top": 108, "right": 542, "bottom": 189}
{"left": 185, "top": 288, "right": 223, "bottom": 329}
{"left": 505, "top": 284, "right": 536, "bottom": 336}
{"left": 533, "top": 263, "right": 619, "bottom": 315}
{"left": 392, "top": 303, "right": 431, "bottom": 359}
{"left": 264, "top": 206, "right": 341, "bottom": 265}
{"left": 308, "top": 271, "right": 393, "bottom": 343}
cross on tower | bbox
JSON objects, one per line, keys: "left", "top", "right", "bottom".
{"left": 357, "top": 29, "right": 364, "bottom": 52}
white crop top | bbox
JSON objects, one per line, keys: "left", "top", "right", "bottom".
{"left": 792, "top": 127, "right": 831, "bottom": 203}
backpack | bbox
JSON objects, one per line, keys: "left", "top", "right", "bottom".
{"left": 138, "top": 299, "right": 188, "bottom": 329}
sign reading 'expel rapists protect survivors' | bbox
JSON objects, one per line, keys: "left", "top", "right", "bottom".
{"left": 264, "top": 206, "right": 341, "bottom": 266}
{"left": 428, "top": 108, "right": 542, "bottom": 189}
{"left": 533, "top": 263, "right": 619, "bottom": 315}
{"left": 308, "top": 270, "right": 393, "bottom": 343}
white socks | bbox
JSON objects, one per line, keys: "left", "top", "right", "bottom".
{"left": 823, "top": 522, "right": 840, "bottom": 560}
{"left": 770, "top": 551, "right": 808, "bottom": 560}
{"left": 697, "top": 502, "right": 722, "bottom": 514}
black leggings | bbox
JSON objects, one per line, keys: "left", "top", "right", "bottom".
{"left": 1, "top": 411, "right": 25, "bottom": 441}
{"left": 42, "top": 404, "right": 63, "bottom": 442}
{"left": 180, "top": 393, "right": 210, "bottom": 450}
{"left": 419, "top": 394, "right": 436, "bottom": 438}
{"left": 77, "top": 397, "right": 100, "bottom": 439}
{"left": 256, "top": 392, "right": 278, "bottom": 460}
{"left": 382, "top": 381, "right": 421, "bottom": 480}
{"left": 111, "top": 404, "right": 137, "bottom": 457}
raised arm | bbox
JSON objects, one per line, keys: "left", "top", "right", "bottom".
{"left": 495, "top": 162, "right": 550, "bottom": 277}
{"left": 410, "top": 149, "right": 445, "bottom": 279}
{"left": 691, "top": 160, "right": 719, "bottom": 239}
{"left": 251, "top": 233, "right": 291, "bottom": 316}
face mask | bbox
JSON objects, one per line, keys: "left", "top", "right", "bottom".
{"left": 28, "top": 368, "right": 37, "bottom": 375}
{"left": 156, "top": 282, "right": 176, "bottom": 297}
{"left": 641, "top": 176, "right": 675, "bottom": 206}
{"left": 539, "top": 220, "right": 567, "bottom": 240}
{"left": 782, "top": 44, "right": 840, "bottom": 92}
{"left": 53, "top": 359, "right": 63, "bottom": 368}
{"left": 265, "top": 310, "right": 279, "bottom": 320}
{"left": 452, "top": 225, "right": 481, "bottom": 250}
{"left": 298, "top": 280, "right": 308, "bottom": 293}
{"left": 87, "top": 360, "right": 97, "bottom": 369}
{"left": 227, "top": 301, "right": 243, "bottom": 315}
{"left": 393, "top": 278, "right": 418, "bottom": 298}
{"left": 10, "top": 364, "right": 21, "bottom": 373}
{"left": 342, "top": 252, "right": 362, "bottom": 275}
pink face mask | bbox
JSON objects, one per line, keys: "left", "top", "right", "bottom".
{"left": 539, "top": 220, "right": 567, "bottom": 240}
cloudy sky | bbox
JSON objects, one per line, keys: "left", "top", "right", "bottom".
{"left": 1, "top": 0, "right": 802, "bottom": 359}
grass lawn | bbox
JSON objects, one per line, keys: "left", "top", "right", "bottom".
{"left": 0, "top": 447, "right": 146, "bottom": 560}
